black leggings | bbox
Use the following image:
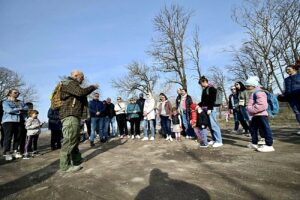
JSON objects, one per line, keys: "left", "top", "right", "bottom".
{"left": 116, "top": 114, "right": 128, "bottom": 135}
{"left": 129, "top": 118, "right": 141, "bottom": 136}
{"left": 2, "top": 122, "right": 22, "bottom": 154}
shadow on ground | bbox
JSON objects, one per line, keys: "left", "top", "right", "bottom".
{"left": 135, "top": 168, "right": 210, "bottom": 200}
{"left": 0, "top": 139, "right": 125, "bottom": 198}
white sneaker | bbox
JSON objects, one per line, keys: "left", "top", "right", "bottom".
{"left": 5, "top": 154, "right": 13, "bottom": 161}
{"left": 169, "top": 136, "right": 173, "bottom": 141}
{"left": 150, "top": 136, "right": 155, "bottom": 141}
{"left": 127, "top": 135, "right": 131, "bottom": 139}
{"left": 257, "top": 145, "right": 275, "bottom": 152}
{"left": 247, "top": 143, "right": 258, "bottom": 150}
{"left": 135, "top": 135, "right": 141, "bottom": 139}
{"left": 296, "top": 130, "right": 300, "bottom": 135}
{"left": 186, "top": 135, "right": 190, "bottom": 139}
{"left": 165, "top": 136, "right": 169, "bottom": 141}
{"left": 208, "top": 141, "right": 215, "bottom": 146}
{"left": 231, "top": 130, "right": 238, "bottom": 134}
{"left": 142, "top": 137, "right": 149, "bottom": 141}
{"left": 131, "top": 135, "right": 135, "bottom": 139}
{"left": 212, "top": 142, "right": 223, "bottom": 148}
{"left": 258, "top": 138, "right": 265, "bottom": 145}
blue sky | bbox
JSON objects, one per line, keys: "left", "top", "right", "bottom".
{"left": 0, "top": 0, "right": 244, "bottom": 121}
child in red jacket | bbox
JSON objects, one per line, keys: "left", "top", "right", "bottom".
{"left": 190, "top": 103, "right": 209, "bottom": 147}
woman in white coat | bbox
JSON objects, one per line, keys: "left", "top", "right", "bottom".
{"left": 142, "top": 92, "right": 156, "bottom": 141}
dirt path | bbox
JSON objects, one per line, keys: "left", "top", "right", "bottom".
{"left": 0, "top": 127, "right": 299, "bottom": 200}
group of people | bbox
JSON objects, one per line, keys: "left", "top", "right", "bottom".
{"left": 1, "top": 61, "right": 299, "bottom": 172}
{"left": 0, "top": 89, "right": 42, "bottom": 161}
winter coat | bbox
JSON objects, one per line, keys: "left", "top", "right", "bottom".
{"left": 126, "top": 103, "right": 141, "bottom": 119}
{"left": 2, "top": 99, "right": 28, "bottom": 123}
{"left": 114, "top": 101, "right": 126, "bottom": 115}
{"left": 59, "top": 77, "right": 97, "bottom": 120}
{"left": 25, "top": 117, "right": 42, "bottom": 136}
{"left": 199, "top": 86, "right": 216, "bottom": 110}
{"left": 177, "top": 94, "right": 193, "bottom": 114}
{"left": 196, "top": 111, "right": 209, "bottom": 129}
{"left": 106, "top": 103, "right": 116, "bottom": 118}
{"left": 48, "top": 108, "right": 62, "bottom": 131}
{"left": 171, "top": 113, "right": 181, "bottom": 125}
{"left": 228, "top": 94, "right": 239, "bottom": 110}
{"left": 284, "top": 73, "right": 300, "bottom": 96}
{"left": 143, "top": 98, "right": 156, "bottom": 120}
{"left": 89, "top": 99, "right": 105, "bottom": 118}
{"left": 157, "top": 100, "right": 172, "bottom": 117}
{"left": 247, "top": 87, "right": 268, "bottom": 116}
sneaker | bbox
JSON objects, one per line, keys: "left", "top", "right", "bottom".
{"left": 169, "top": 136, "right": 173, "bottom": 141}
{"left": 142, "top": 137, "right": 149, "bottom": 141}
{"left": 5, "top": 153, "right": 13, "bottom": 161}
{"left": 13, "top": 151, "right": 23, "bottom": 159}
{"left": 296, "top": 131, "right": 300, "bottom": 135}
{"left": 135, "top": 135, "right": 141, "bottom": 139}
{"left": 23, "top": 154, "right": 30, "bottom": 160}
{"left": 127, "top": 135, "right": 131, "bottom": 139}
{"left": 150, "top": 136, "right": 155, "bottom": 141}
{"left": 257, "top": 145, "right": 275, "bottom": 152}
{"left": 131, "top": 135, "right": 135, "bottom": 139}
{"left": 199, "top": 143, "right": 208, "bottom": 148}
{"left": 212, "top": 142, "right": 223, "bottom": 148}
{"left": 258, "top": 138, "right": 265, "bottom": 145}
{"left": 120, "top": 135, "right": 124, "bottom": 139}
{"left": 66, "top": 165, "right": 83, "bottom": 173}
{"left": 186, "top": 135, "right": 189, "bottom": 139}
{"left": 247, "top": 143, "right": 258, "bottom": 150}
{"left": 165, "top": 136, "right": 169, "bottom": 141}
{"left": 208, "top": 141, "right": 215, "bottom": 146}
{"left": 231, "top": 130, "right": 238, "bottom": 134}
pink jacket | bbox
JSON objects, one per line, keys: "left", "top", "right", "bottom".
{"left": 247, "top": 87, "right": 268, "bottom": 116}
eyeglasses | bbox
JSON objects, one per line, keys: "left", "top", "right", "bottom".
{"left": 117, "top": 99, "right": 121, "bottom": 100}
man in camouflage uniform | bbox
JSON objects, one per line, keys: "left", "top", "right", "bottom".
{"left": 59, "top": 70, "right": 98, "bottom": 172}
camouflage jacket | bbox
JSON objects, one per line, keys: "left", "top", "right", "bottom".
{"left": 59, "top": 77, "right": 96, "bottom": 120}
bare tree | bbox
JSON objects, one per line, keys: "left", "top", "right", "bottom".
{"left": 111, "top": 61, "right": 159, "bottom": 97}
{"left": 149, "top": 4, "right": 192, "bottom": 89}
{"left": 207, "top": 66, "right": 229, "bottom": 105}
{"left": 231, "top": 0, "right": 300, "bottom": 92}
{"left": 0, "top": 66, "right": 37, "bottom": 103}
{"left": 188, "top": 26, "right": 202, "bottom": 81}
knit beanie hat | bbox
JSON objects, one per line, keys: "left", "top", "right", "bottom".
{"left": 245, "top": 76, "right": 260, "bottom": 87}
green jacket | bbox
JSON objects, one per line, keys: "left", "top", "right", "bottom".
{"left": 59, "top": 77, "right": 96, "bottom": 120}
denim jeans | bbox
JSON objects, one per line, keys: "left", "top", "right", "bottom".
{"left": 160, "top": 115, "right": 171, "bottom": 137}
{"left": 90, "top": 117, "right": 100, "bottom": 142}
{"left": 101, "top": 116, "right": 110, "bottom": 138}
{"left": 289, "top": 97, "right": 300, "bottom": 124}
{"left": 143, "top": 119, "right": 155, "bottom": 138}
{"left": 233, "top": 110, "right": 239, "bottom": 131}
{"left": 182, "top": 111, "right": 195, "bottom": 137}
{"left": 208, "top": 108, "right": 222, "bottom": 143}
{"left": 109, "top": 116, "right": 118, "bottom": 136}
{"left": 250, "top": 116, "right": 273, "bottom": 146}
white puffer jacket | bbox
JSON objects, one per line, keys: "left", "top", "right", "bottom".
{"left": 143, "top": 95, "right": 156, "bottom": 120}
{"left": 25, "top": 117, "right": 42, "bottom": 136}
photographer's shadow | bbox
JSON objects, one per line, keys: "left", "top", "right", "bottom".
{"left": 135, "top": 168, "right": 210, "bottom": 200}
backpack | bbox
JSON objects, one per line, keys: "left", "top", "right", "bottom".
{"left": 253, "top": 90, "right": 280, "bottom": 117}
{"left": 206, "top": 86, "right": 223, "bottom": 107}
{"left": 50, "top": 82, "right": 63, "bottom": 110}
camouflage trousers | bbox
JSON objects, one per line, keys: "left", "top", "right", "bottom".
{"left": 60, "top": 116, "right": 82, "bottom": 171}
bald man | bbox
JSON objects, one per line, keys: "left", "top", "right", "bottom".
{"left": 59, "top": 70, "right": 99, "bottom": 173}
